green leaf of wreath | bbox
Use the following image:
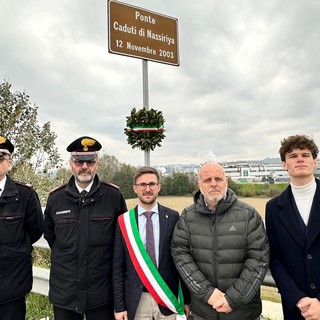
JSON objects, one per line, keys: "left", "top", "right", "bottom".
{"left": 124, "top": 107, "right": 165, "bottom": 151}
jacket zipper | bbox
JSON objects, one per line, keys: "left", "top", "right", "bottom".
{"left": 212, "top": 212, "right": 220, "bottom": 320}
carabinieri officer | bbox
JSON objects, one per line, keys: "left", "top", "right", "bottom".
{"left": 0, "top": 136, "right": 43, "bottom": 320}
{"left": 44, "top": 136, "right": 127, "bottom": 320}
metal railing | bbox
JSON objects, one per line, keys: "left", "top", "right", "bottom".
{"left": 32, "top": 238, "right": 276, "bottom": 297}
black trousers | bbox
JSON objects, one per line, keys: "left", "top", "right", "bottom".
{"left": 53, "top": 303, "right": 114, "bottom": 320}
{"left": 0, "top": 297, "right": 26, "bottom": 320}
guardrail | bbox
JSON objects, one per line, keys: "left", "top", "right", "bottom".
{"left": 32, "top": 238, "right": 276, "bottom": 296}
{"left": 32, "top": 266, "right": 49, "bottom": 296}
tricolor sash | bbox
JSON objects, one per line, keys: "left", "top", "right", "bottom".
{"left": 118, "top": 209, "right": 186, "bottom": 320}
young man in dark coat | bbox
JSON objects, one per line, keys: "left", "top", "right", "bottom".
{"left": 0, "top": 136, "right": 43, "bottom": 320}
{"left": 44, "top": 136, "right": 127, "bottom": 320}
{"left": 266, "top": 135, "right": 320, "bottom": 320}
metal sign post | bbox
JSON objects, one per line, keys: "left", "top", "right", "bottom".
{"left": 108, "top": 0, "right": 179, "bottom": 165}
{"left": 142, "top": 59, "right": 150, "bottom": 166}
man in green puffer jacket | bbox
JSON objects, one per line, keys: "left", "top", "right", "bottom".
{"left": 171, "top": 162, "right": 269, "bottom": 320}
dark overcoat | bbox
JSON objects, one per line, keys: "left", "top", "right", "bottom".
{"left": 266, "top": 179, "right": 320, "bottom": 320}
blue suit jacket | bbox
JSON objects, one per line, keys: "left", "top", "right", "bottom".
{"left": 113, "top": 204, "right": 189, "bottom": 320}
{"left": 266, "top": 179, "right": 320, "bottom": 320}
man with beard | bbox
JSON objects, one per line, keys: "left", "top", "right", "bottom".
{"left": 44, "top": 136, "right": 127, "bottom": 320}
{"left": 113, "top": 166, "right": 190, "bottom": 320}
{"left": 171, "top": 162, "right": 269, "bottom": 320}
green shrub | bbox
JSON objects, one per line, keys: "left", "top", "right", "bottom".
{"left": 229, "top": 182, "right": 288, "bottom": 198}
{"left": 240, "top": 184, "right": 259, "bottom": 197}
{"left": 227, "top": 178, "right": 241, "bottom": 195}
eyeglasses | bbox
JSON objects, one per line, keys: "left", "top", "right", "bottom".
{"left": 135, "top": 182, "right": 159, "bottom": 191}
{"left": 72, "top": 160, "right": 97, "bottom": 167}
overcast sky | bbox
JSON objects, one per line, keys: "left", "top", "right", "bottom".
{"left": 1, "top": 0, "right": 319, "bottom": 167}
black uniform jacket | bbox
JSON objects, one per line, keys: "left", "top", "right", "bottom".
{"left": 113, "top": 204, "right": 190, "bottom": 320}
{"left": 0, "top": 175, "right": 43, "bottom": 304}
{"left": 44, "top": 175, "right": 127, "bottom": 314}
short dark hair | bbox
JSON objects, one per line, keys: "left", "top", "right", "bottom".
{"left": 133, "top": 166, "right": 160, "bottom": 184}
{"left": 279, "top": 135, "right": 319, "bottom": 161}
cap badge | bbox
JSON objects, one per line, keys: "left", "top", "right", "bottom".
{"left": 81, "top": 138, "right": 96, "bottom": 151}
{"left": 0, "top": 136, "right": 6, "bottom": 144}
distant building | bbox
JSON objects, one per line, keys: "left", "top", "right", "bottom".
{"left": 223, "top": 162, "right": 320, "bottom": 183}
{"left": 222, "top": 163, "right": 288, "bottom": 183}
{"left": 157, "top": 160, "right": 320, "bottom": 183}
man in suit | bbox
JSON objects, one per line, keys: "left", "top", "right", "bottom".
{"left": 266, "top": 134, "right": 320, "bottom": 320}
{"left": 113, "top": 166, "right": 190, "bottom": 320}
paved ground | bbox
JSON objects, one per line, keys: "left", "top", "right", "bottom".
{"left": 262, "top": 300, "right": 283, "bottom": 320}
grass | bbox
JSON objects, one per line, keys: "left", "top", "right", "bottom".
{"left": 26, "top": 293, "right": 53, "bottom": 320}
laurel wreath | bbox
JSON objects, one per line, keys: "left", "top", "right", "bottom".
{"left": 124, "top": 107, "right": 165, "bottom": 151}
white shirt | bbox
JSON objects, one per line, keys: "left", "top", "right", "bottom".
{"left": 75, "top": 180, "right": 94, "bottom": 194}
{"left": 0, "top": 176, "right": 7, "bottom": 197}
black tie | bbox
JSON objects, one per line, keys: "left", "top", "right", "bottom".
{"left": 143, "top": 211, "right": 156, "bottom": 266}
{"left": 80, "top": 190, "right": 87, "bottom": 202}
